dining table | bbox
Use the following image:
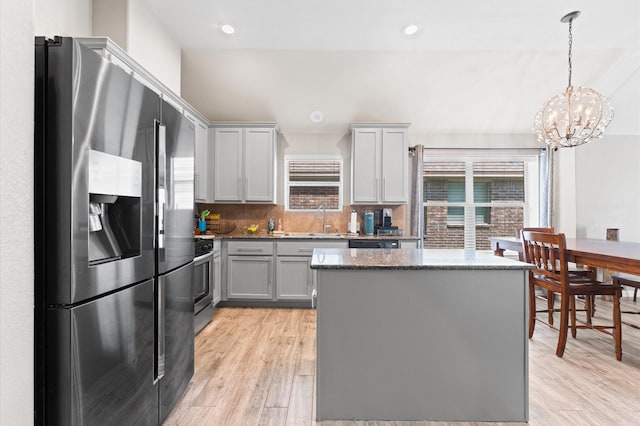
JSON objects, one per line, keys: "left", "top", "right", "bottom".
{"left": 490, "top": 236, "right": 640, "bottom": 276}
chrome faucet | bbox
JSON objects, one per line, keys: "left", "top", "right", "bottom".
{"left": 317, "top": 204, "right": 329, "bottom": 234}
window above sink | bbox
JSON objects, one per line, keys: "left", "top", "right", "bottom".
{"left": 285, "top": 155, "right": 343, "bottom": 212}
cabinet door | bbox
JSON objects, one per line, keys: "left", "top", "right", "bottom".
{"left": 399, "top": 240, "right": 419, "bottom": 249}
{"left": 244, "top": 128, "right": 275, "bottom": 202}
{"left": 276, "top": 256, "right": 313, "bottom": 300}
{"left": 212, "top": 252, "right": 222, "bottom": 305}
{"left": 214, "top": 128, "right": 243, "bottom": 201}
{"left": 352, "top": 129, "right": 380, "bottom": 204}
{"left": 381, "top": 129, "right": 408, "bottom": 203}
{"left": 227, "top": 256, "right": 273, "bottom": 299}
{"left": 194, "top": 119, "right": 210, "bottom": 202}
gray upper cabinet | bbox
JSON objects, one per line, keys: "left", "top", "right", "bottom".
{"left": 213, "top": 127, "right": 243, "bottom": 201}
{"left": 350, "top": 123, "right": 410, "bottom": 204}
{"left": 212, "top": 124, "right": 278, "bottom": 203}
{"left": 79, "top": 37, "right": 212, "bottom": 204}
{"left": 187, "top": 112, "right": 211, "bottom": 202}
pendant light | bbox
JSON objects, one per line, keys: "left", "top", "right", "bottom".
{"left": 533, "top": 11, "right": 614, "bottom": 148}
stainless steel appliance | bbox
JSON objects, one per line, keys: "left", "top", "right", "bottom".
{"left": 374, "top": 208, "right": 399, "bottom": 234}
{"left": 348, "top": 239, "right": 399, "bottom": 249}
{"left": 194, "top": 238, "right": 214, "bottom": 334}
{"left": 34, "top": 37, "right": 194, "bottom": 425}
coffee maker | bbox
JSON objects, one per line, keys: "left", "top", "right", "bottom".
{"left": 375, "top": 208, "right": 399, "bottom": 235}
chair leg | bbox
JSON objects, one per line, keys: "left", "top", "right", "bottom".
{"left": 529, "top": 282, "right": 537, "bottom": 338}
{"left": 584, "top": 295, "right": 593, "bottom": 326}
{"left": 634, "top": 287, "right": 638, "bottom": 302}
{"left": 613, "top": 289, "right": 622, "bottom": 361}
{"left": 556, "top": 294, "right": 570, "bottom": 358}
{"left": 547, "top": 290, "right": 555, "bottom": 325}
{"left": 570, "top": 296, "right": 577, "bottom": 338}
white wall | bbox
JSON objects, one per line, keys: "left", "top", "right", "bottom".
{"left": 575, "top": 135, "right": 640, "bottom": 241}
{"left": 0, "top": 0, "right": 35, "bottom": 424}
{"left": 34, "top": 0, "right": 92, "bottom": 37}
{"left": 553, "top": 148, "right": 578, "bottom": 237}
{"left": 127, "top": 0, "right": 181, "bottom": 94}
{"left": 1, "top": 1, "right": 93, "bottom": 423}
{"left": 93, "top": 0, "right": 128, "bottom": 49}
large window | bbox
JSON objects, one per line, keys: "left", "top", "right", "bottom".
{"left": 285, "top": 156, "right": 343, "bottom": 211}
{"left": 423, "top": 151, "right": 541, "bottom": 250}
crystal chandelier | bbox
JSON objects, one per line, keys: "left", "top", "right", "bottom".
{"left": 533, "top": 11, "right": 614, "bottom": 148}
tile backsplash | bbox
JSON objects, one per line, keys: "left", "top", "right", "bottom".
{"left": 195, "top": 203, "right": 406, "bottom": 236}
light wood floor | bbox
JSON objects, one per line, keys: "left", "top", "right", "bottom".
{"left": 165, "top": 297, "right": 640, "bottom": 426}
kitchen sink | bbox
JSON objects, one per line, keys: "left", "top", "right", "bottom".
{"left": 280, "top": 232, "right": 346, "bottom": 239}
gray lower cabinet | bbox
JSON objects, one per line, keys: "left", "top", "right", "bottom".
{"left": 399, "top": 239, "right": 419, "bottom": 249}
{"left": 226, "top": 241, "right": 274, "bottom": 300}
{"left": 276, "top": 256, "right": 313, "bottom": 300}
{"left": 223, "top": 239, "right": 349, "bottom": 304}
{"left": 275, "top": 240, "right": 348, "bottom": 303}
{"left": 212, "top": 240, "right": 222, "bottom": 305}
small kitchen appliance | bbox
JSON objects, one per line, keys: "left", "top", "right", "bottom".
{"left": 375, "top": 208, "right": 400, "bottom": 235}
{"left": 363, "top": 211, "right": 374, "bottom": 235}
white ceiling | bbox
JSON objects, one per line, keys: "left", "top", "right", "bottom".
{"left": 142, "top": 0, "right": 640, "bottom": 136}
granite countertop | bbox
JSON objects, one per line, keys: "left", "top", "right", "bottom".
{"left": 310, "top": 248, "right": 535, "bottom": 270}
{"left": 199, "top": 233, "right": 418, "bottom": 241}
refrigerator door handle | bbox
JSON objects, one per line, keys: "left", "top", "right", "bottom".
{"left": 157, "top": 122, "right": 167, "bottom": 249}
{"left": 154, "top": 278, "right": 166, "bottom": 384}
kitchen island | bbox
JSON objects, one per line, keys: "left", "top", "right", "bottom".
{"left": 310, "top": 248, "right": 533, "bottom": 422}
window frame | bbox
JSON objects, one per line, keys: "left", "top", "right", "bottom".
{"left": 284, "top": 155, "right": 343, "bottom": 212}
{"left": 423, "top": 149, "right": 541, "bottom": 249}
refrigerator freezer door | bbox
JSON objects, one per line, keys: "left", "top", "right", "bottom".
{"left": 39, "top": 38, "right": 158, "bottom": 306}
{"left": 45, "top": 279, "right": 157, "bottom": 425}
{"left": 159, "top": 261, "right": 195, "bottom": 422}
{"left": 157, "top": 100, "right": 195, "bottom": 274}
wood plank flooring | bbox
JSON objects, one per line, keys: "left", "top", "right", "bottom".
{"left": 164, "top": 297, "right": 640, "bottom": 426}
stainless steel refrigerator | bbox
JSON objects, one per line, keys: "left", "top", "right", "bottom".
{"left": 34, "top": 36, "right": 194, "bottom": 425}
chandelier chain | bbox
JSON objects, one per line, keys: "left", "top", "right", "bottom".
{"left": 567, "top": 19, "right": 573, "bottom": 89}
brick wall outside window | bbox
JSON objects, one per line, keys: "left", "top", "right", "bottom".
{"left": 289, "top": 187, "right": 340, "bottom": 210}
{"left": 424, "top": 177, "right": 524, "bottom": 249}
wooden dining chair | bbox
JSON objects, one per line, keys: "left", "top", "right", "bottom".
{"left": 612, "top": 274, "right": 640, "bottom": 329}
{"left": 517, "top": 227, "right": 595, "bottom": 326}
{"left": 612, "top": 274, "right": 640, "bottom": 302}
{"left": 522, "top": 230, "right": 623, "bottom": 360}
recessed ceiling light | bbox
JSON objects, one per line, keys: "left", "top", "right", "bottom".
{"left": 402, "top": 24, "right": 420, "bottom": 36}
{"left": 309, "top": 111, "right": 324, "bottom": 123}
{"left": 220, "top": 24, "right": 236, "bottom": 35}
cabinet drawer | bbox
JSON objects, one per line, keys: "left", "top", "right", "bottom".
{"left": 227, "top": 240, "right": 274, "bottom": 255}
{"left": 276, "top": 240, "right": 348, "bottom": 256}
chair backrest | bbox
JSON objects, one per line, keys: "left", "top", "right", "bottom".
{"left": 521, "top": 230, "right": 570, "bottom": 290}
{"left": 515, "top": 227, "right": 554, "bottom": 260}
{"left": 515, "top": 227, "right": 554, "bottom": 238}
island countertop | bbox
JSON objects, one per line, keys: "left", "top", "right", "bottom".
{"left": 310, "top": 248, "right": 534, "bottom": 270}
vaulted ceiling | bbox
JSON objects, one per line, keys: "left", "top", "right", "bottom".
{"left": 142, "top": 0, "right": 640, "bottom": 135}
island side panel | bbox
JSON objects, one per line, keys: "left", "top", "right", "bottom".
{"left": 315, "top": 268, "right": 528, "bottom": 422}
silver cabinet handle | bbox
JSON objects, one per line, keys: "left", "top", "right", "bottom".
{"left": 382, "top": 177, "right": 386, "bottom": 201}
{"left": 298, "top": 248, "right": 314, "bottom": 253}
{"left": 311, "top": 288, "right": 317, "bottom": 309}
{"left": 237, "top": 248, "right": 264, "bottom": 253}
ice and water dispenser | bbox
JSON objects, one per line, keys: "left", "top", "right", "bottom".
{"left": 88, "top": 150, "right": 142, "bottom": 265}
